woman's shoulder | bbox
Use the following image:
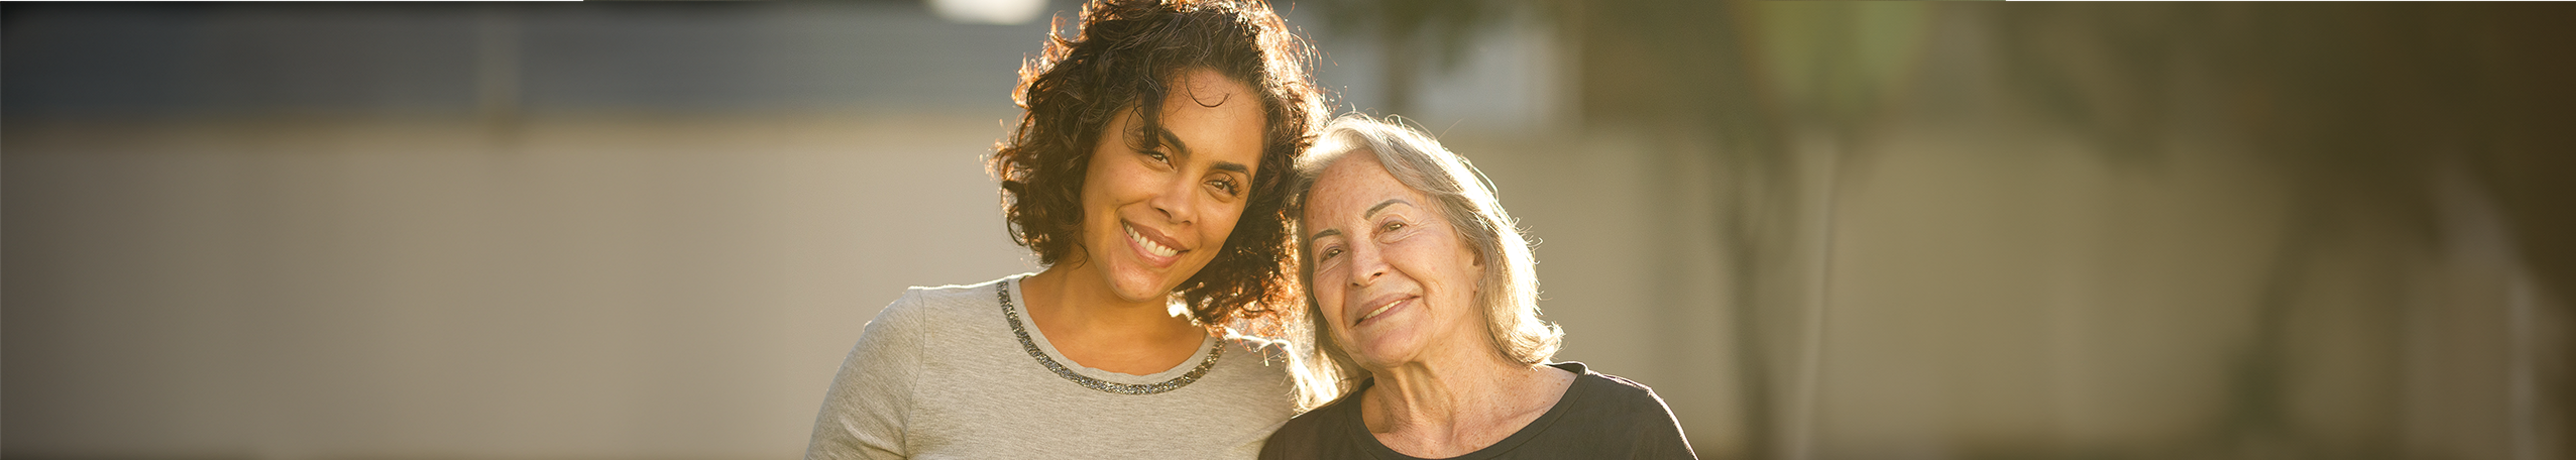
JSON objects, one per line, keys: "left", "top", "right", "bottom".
{"left": 875, "top": 275, "right": 1018, "bottom": 320}
{"left": 1537, "top": 362, "right": 1700, "bottom": 458}
{"left": 1199, "top": 332, "right": 1303, "bottom": 412}
{"left": 1551, "top": 362, "right": 1682, "bottom": 421}
{"left": 857, "top": 274, "right": 1022, "bottom": 344}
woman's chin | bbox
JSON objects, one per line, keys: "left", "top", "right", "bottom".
{"left": 1104, "top": 255, "right": 1213, "bottom": 300}
{"left": 1101, "top": 270, "right": 1181, "bottom": 303}
{"left": 1350, "top": 335, "right": 1427, "bottom": 369}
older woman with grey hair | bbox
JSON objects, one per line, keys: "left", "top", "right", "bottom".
{"left": 1260, "top": 115, "right": 1697, "bottom": 459}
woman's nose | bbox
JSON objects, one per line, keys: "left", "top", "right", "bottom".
{"left": 1346, "top": 243, "right": 1388, "bottom": 286}
{"left": 1147, "top": 174, "right": 1197, "bottom": 224}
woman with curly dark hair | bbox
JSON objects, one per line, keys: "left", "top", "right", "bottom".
{"left": 804, "top": 0, "right": 1325, "bottom": 458}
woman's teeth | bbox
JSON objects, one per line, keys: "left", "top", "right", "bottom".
{"left": 1127, "top": 225, "right": 1178, "bottom": 258}
{"left": 1358, "top": 299, "right": 1400, "bottom": 323}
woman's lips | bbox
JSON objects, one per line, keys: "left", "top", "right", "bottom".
{"left": 1123, "top": 222, "right": 1183, "bottom": 266}
{"left": 1353, "top": 295, "right": 1415, "bottom": 326}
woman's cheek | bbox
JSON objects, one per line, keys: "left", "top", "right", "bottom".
{"left": 1314, "top": 284, "right": 1344, "bottom": 325}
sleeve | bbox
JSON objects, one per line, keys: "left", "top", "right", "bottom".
{"left": 804, "top": 289, "right": 927, "bottom": 460}
{"left": 1626, "top": 386, "right": 1699, "bottom": 460}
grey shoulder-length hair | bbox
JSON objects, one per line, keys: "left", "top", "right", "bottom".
{"left": 1283, "top": 114, "right": 1563, "bottom": 409}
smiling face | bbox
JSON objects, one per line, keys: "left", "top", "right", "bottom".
{"left": 1303, "top": 154, "right": 1488, "bottom": 370}
{"left": 1069, "top": 68, "right": 1269, "bottom": 304}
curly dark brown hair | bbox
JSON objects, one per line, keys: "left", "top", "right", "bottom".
{"left": 990, "top": 0, "right": 1324, "bottom": 331}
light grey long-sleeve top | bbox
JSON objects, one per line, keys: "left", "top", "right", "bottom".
{"left": 805, "top": 274, "right": 1299, "bottom": 459}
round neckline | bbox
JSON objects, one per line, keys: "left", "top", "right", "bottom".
{"left": 1340, "top": 362, "right": 1592, "bottom": 459}
{"left": 1005, "top": 274, "right": 1221, "bottom": 385}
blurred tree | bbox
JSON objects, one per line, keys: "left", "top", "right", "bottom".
{"left": 1989, "top": 5, "right": 2576, "bottom": 457}
{"left": 1572, "top": 2, "right": 1937, "bottom": 458}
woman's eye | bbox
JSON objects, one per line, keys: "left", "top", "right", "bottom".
{"left": 1318, "top": 246, "right": 1342, "bottom": 260}
{"left": 1142, "top": 150, "right": 1170, "bottom": 164}
{"left": 1208, "top": 178, "right": 1240, "bottom": 196}
{"left": 1381, "top": 221, "right": 1406, "bottom": 233}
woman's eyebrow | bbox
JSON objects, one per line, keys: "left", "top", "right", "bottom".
{"left": 1307, "top": 199, "right": 1412, "bottom": 244}
{"left": 1154, "top": 127, "right": 1192, "bottom": 157}
{"left": 1151, "top": 127, "right": 1249, "bottom": 175}
{"left": 1365, "top": 199, "right": 1409, "bottom": 218}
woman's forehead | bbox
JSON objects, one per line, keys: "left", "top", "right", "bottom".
{"left": 1309, "top": 158, "right": 1418, "bottom": 217}
{"left": 1149, "top": 71, "right": 1267, "bottom": 166}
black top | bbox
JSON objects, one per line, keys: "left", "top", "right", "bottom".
{"left": 1259, "top": 362, "right": 1698, "bottom": 459}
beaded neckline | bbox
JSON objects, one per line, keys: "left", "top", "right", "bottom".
{"left": 999, "top": 278, "right": 1222, "bottom": 395}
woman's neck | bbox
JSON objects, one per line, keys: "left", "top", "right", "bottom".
{"left": 1019, "top": 263, "right": 1207, "bottom": 374}
{"left": 1360, "top": 351, "right": 1576, "bottom": 458}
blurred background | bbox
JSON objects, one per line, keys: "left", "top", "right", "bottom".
{"left": 5, "top": 1, "right": 2568, "bottom": 459}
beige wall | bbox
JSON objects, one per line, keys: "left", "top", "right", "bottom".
{"left": 5, "top": 114, "right": 1042, "bottom": 458}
